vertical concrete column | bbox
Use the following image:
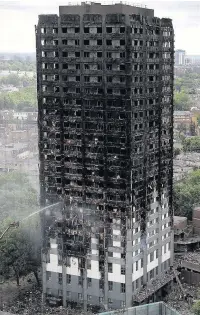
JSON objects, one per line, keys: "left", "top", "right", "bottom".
{"left": 125, "top": 228, "right": 133, "bottom": 308}
{"left": 83, "top": 259, "right": 87, "bottom": 313}
{"left": 42, "top": 256, "right": 47, "bottom": 294}
{"left": 62, "top": 264, "right": 67, "bottom": 307}
{"left": 158, "top": 203, "right": 163, "bottom": 275}
{"left": 170, "top": 229, "right": 174, "bottom": 266}
{"left": 42, "top": 254, "right": 47, "bottom": 309}
{"left": 142, "top": 233, "right": 148, "bottom": 284}
{"left": 104, "top": 249, "right": 108, "bottom": 310}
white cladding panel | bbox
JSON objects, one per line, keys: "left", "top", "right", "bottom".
{"left": 67, "top": 257, "right": 80, "bottom": 276}
{"left": 147, "top": 258, "right": 159, "bottom": 272}
{"left": 108, "top": 264, "right": 125, "bottom": 283}
{"left": 87, "top": 260, "right": 101, "bottom": 279}
{"left": 46, "top": 254, "right": 62, "bottom": 273}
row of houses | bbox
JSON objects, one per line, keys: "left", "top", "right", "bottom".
{"left": 174, "top": 109, "right": 200, "bottom": 136}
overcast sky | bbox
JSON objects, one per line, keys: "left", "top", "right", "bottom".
{"left": 1, "top": 0, "right": 200, "bottom": 54}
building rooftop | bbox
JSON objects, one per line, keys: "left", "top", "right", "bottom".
{"left": 174, "top": 216, "right": 187, "bottom": 223}
{"left": 59, "top": 2, "right": 154, "bottom": 16}
{"left": 174, "top": 111, "right": 191, "bottom": 116}
{"left": 2, "top": 143, "right": 28, "bottom": 152}
{"left": 98, "top": 302, "right": 180, "bottom": 315}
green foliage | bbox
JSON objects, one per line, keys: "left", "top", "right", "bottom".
{"left": 174, "top": 147, "right": 181, "bottom": 157}
{"left": 0, "top": 171, "right": 41, "bottom": 285}
{"left": 174, "top": 169, "right": 200, "bottom": 220}
{"left": 0, "top": 73, "right": 36, "bottom": 88}
{"left": 175, "top": 72, "right": 200, "bottom": 93}
{"left": 0, "top": 85, "right": 37, "bottom": 110}
{"left": 173, "top": 71, "right": 200, "bottom": 110}
{"left": 174, "top": 90, "right": 190, "bottom": 111}
{"left": 0, "top": 171, "right": 38, "bottom": 222}
{"left": 0, "top": 219, "right": 41, "bottom": 285}
{"left": 0, "top": 60, "right": 37, "bottom": 111}
{"left": 182, "top": 136, "right": 200, "bottom": 152}
{"left": 0, "top": 60, "right": 36, "bottom": 72}
{"left": 192, "top": 300, "right": 200, "bottom": 315}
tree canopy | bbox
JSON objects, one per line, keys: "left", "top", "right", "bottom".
{"left": 174, "top": 72, "right": 200, "bottom": 93}
{"left": 182, "top": 136, "right": 200, "bottom": 152}
{"left": 192, "top": 300, "right": 200, "bottom": 315}
{"left": 0, "top": 60, "right": 36, "bottom": 72}
{"left": 174, "top": 169, "right": 200, "bottom": 220}
{"left": 174, "top": 90, "right": 190, "bottom": 111}
{"left": 0, "top": 86, "right": 37, "bottom": 111}
{"left": 173, "top": 71, "right": 200, "bottom": 110}
{"left": 0, "top": 217, "right": 41, "bottom": 286}
{"left": 0, "top": 73, "right": 36, "bottom": 88}
{"left": 0, "top": 171, "right": 41, "bottom": 285}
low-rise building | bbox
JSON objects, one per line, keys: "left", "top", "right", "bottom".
{"left": 174, "top": 111, "right": 192, "bottom": 135}
{"left": 0, "top": 142, "right": 28, "bottom": 158}
{"left": 174, "top": 214, "right": 200, "bottom": 253}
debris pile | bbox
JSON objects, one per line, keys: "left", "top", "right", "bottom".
{"left": 165, "top": 282, "right": 199, "bottom": 315}
{"left": 1, "top": 285, "right": 94, "bottom": 315}
{"left": 176, "top": 252, "right": 200, "bottom": 265}
{"left": 133, "top": 270, "right": 176, "bottom": 302}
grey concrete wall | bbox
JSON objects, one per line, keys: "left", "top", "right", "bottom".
{"left": 181, "top": 261, "right": 200, "bottom": 273}
{"left": 173, "top": 216, "right": 187, "bottom": 230}
{"left": 99, "top": 302, "right": 180, "bottom": 315}
{"left": 194, "top": 226, "right": 200, "bottom": 235}
{"left": 181, "top": 269, "right": 200, "bottom": 285}
{"left": 193, "top": 207, "right": 200, "bottom": 219}
{"left": 46, "top": 271, "right": 125, "bottom": 309}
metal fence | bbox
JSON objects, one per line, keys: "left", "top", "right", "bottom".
{"left": 99, "top": 302, "right": 180, "bottom": 315}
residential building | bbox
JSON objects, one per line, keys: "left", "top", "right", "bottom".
{"left": 174, "top": 111, "right": 192, "bottom": 135}
{"left": 36, "top": 2, "right": 174, "bottom": 311}
{"left": 175, "top": 49, "right": 186, "bottom": 66}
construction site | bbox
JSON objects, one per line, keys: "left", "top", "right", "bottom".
{"left": 36, "top": 2, "right": 174, "bottom": 312}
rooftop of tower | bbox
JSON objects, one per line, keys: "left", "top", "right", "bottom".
{"left": 59, "top": 1, "right": 154, "bottom": 17}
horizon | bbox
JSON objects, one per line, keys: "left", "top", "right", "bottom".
{"left": 1, "top": 0, "right": 200, "bottom": 54}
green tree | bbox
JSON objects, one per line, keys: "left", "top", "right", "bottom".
{"left": 0, "top": 218, "right": 41, "bottom": 286}
{"left": 192, "top": 300, "right": 200, "bottom": 315}
{"left": 0, "top": 74, "right": 20, "bottom": 87}
{"left": 182, "top": 137, "right": 200, "bottom": 152}
{"left": 0, "top": 85, "right": 37, "bottom": 111}
{"left": 0, "top": 60, "right": 36, "bottom": 72}
{"left": 174, "top": 169, "right": 200, "bottom": 220}
{"left": 174, "top": 90, "right": 190, "bottom": 111}
{"left": 174, "top": 78, "right": 184, "bottom": 92}
{"left": 0, "top": 73, "right": 36, "bottom": 88}
{"left": 0, "top": 171, "right": 40, "bottom": 286}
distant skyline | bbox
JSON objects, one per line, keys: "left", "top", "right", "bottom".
{"left": 1, "top": 0, "right": 200, "bottom": 54}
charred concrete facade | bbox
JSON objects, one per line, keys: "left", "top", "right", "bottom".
{"left": 36, "top": 2, "right": 174, "bottom": 311}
